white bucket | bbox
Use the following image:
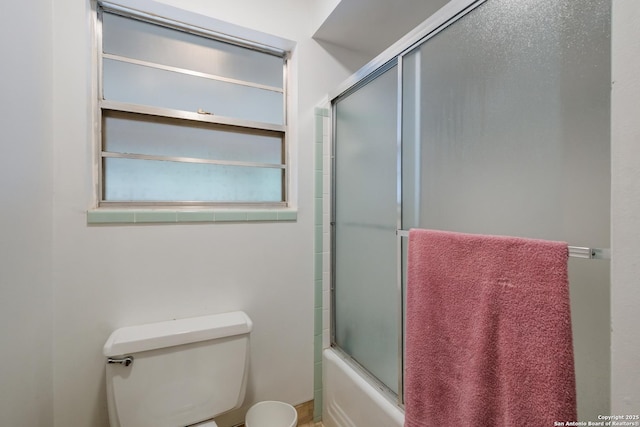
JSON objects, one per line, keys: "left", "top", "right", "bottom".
{"left": 245, "top": 401, "right": 298, "bottom": 427}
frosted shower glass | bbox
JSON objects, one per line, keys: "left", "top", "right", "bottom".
{"left": 334, "top": 65, "right": 399, "bottom": 393}
{"left": 402, "top": 0, "right": 610, "bottom": 419}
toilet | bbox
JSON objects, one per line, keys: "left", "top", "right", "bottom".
{"left": 103, "top": 311, "right": 293, "bottom": 427}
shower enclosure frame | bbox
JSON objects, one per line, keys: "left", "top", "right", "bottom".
{"left": 328, "top": 0, "right": 610, "bottom": 417}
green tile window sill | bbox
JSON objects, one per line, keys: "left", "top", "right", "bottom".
{"left": 87, "top": 208, "right": 297, "bottom": 224}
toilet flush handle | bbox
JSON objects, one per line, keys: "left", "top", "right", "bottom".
{"left": 107, "top": 356, "right": 134, "bottom": 367}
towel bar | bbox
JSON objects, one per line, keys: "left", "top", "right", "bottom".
{"left": 395, "top": 230, "right": 611, "bottom": 260}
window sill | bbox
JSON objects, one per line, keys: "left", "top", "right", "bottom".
{"left": 87, "top": 208, "right": 297, "bottom": 224}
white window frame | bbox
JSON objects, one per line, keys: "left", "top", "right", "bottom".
{"left": 93, "top": 0, "right": 294, "bottom": 211}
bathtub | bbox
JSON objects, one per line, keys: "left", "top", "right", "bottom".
{"left": 322, "top": 348, "right": 404, "bottom": 427}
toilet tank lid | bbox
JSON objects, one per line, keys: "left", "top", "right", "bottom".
{"left": 103, "top": 311, "right": 253, "bottom": 357}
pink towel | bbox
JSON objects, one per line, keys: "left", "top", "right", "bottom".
{"left": 404, "top": 229, "right": 576, "bottom": 427}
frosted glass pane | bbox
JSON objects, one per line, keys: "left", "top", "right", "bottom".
{"left": 402, "top": 0, "right": 610, "bottom": 419}
{"left": 103, "top": 111, "right": 283, "bottom": 164}
{"left": 102, "top": 12, "right": 283, "bottom": 88}
{"left": 334, "top": 65, "right": 399, "bottom": 393}
{"left": 103, "top": 59, "right": 283, "bottom": 125}
{"left": 104, "top": 158, "right": 282, "bottom": 202}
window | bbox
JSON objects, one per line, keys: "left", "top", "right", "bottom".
{"left": 97, "top": 4, "right": 289, "bottom": 207}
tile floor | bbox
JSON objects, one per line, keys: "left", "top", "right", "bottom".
{"left": 239, "top": 421, "right": 323, "bottom": 427}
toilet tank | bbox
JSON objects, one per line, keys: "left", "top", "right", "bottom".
{"left": 103, "top": 312, "right": 253, "bottom": 427}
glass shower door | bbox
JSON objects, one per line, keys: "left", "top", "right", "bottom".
{"left": 332, "top": 63, "right": 400, "bottom": 394}
{"left": 401, "top": 0, "right": 610, "bottom": 419}
{"left": 330, "top": 1, "right": 609, "bottom": 415}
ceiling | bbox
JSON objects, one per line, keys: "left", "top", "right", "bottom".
{"left": 313, "top": 0, "right": 451, "bottom": 59}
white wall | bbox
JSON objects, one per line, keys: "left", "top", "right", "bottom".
{"left": 310, "top": 0, "right": 344, "bottom": 35}
{"left": 0, "top": 1, "right": 54, "bottom": 427}
{"left": 611, "top": 0, "right": 640, "bottom": 414}
{"left": 156, "top": 0, "right": 312, "bottom": 41}
{"left": 50, "top": 1, "right": 359, "bottom": 426}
